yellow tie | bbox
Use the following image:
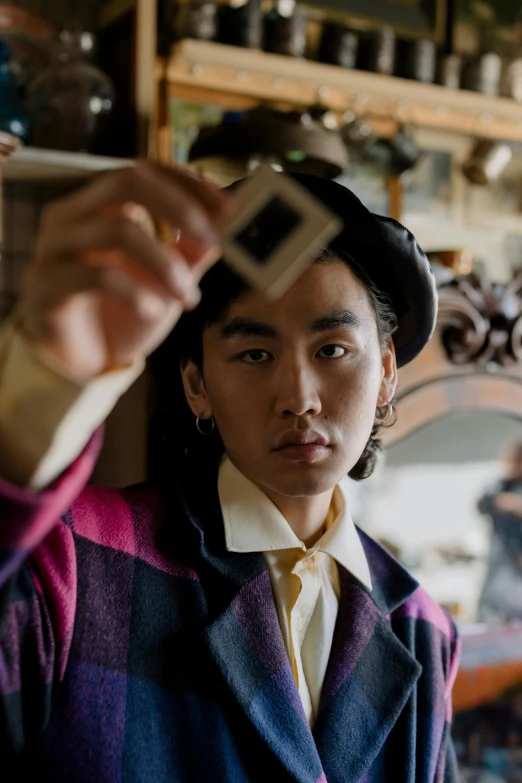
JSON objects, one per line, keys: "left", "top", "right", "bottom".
{"left": 287, "top": 504, "right": 336, "bottom": 688}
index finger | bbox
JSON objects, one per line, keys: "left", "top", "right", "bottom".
{"left": 146, "top": 161, "right": 229, "bottom": 218}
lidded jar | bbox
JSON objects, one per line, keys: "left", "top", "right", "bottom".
{"left": 26, "top": 22, "right": 114, "bottom": 152}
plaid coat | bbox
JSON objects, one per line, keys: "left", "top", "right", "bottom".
{"left": 0, "top": 431, "right": 460, "bottom": 783}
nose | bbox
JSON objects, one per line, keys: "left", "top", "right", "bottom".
{"left": 274, "top": 356, "right": 322, "bottom": 418}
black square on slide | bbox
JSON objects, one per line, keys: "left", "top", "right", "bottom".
{"left": 233, "top": 196, "right": 303, "bottom": 264}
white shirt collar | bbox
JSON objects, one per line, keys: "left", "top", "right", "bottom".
{"left": 218, "top": 456, "right": 372, "bottom": 592}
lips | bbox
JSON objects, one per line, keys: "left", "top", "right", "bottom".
{"left": 273, "top": 430, "right": 329, "bottom": 451}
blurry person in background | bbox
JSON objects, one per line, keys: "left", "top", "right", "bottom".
{"left": 477, "top": 441, "right": 522, "bottom": 623}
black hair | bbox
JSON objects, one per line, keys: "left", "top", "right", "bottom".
{"left": 148, "top": 243, "right": 397, "bottom": 490}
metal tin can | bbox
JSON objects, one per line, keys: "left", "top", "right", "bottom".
{"left": 318, "top": 22, "right": 358, "bottom": 69}
{"left": 437, "top": 53, "right": 462, "bottom": 89}
{"left": 463, "top": 51, "right": 502, "bottom": 96}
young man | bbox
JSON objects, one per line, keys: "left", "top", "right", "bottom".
{"left": 0, "top": 164, "right": 459, "bottom": 782}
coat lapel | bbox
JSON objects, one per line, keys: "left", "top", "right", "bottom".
{"left": 313, "top": 533, "right": 422, "bottom": 783}
{"left": 180, "top": 472, "right": 325, "bottom": 783}
{"left": 205, "top": 567, "right": 326, "bottom": 783}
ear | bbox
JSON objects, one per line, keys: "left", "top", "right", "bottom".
{"left": 377, "top": 338, "right": 398, "bottom": 407}
{"left": 180, "top": 359, "right": 212, "bottom": 418}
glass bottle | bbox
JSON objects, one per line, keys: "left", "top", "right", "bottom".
{"left": 263, "top": 0, "right": 307, "bottom": 59}
{"left": 463, "top": 19, "right": 502, "bottom": 97}
{"left": 357, "top": 27, "right": 396, "bottom": 75}
{"left": 218, "top": 0, "right": 263, "bottom": 49}
{"left": 318, "top": 22, "right": 358, "bottom": 69}
{"left": 175, "top": 0, "right": 218, "bottom": 41}
{"left": 0, "top": 40, "right": 30, "bottom": 143}
{"left": 26, "top": 22, "right": 114, "bottom": 152}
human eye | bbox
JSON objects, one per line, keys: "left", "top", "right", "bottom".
{"left": 238, "top": 349, "right": 272, "bottom": 364}
{"left": 317, "top": 344, "right": 347, "bottom": 359}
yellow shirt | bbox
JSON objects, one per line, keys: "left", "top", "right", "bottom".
{"left": 0, "top": 319, "right": 373, "bottom": 725}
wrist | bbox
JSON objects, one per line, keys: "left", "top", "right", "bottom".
{"left": 15, "top": 315, "right": 138, "bottom": 385}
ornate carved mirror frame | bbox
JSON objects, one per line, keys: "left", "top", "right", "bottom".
{"left": 382, "top": 270, "right": 522, "bottom": 449}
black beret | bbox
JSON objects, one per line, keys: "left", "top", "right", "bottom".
{"left": 228, "top": 172, "right": 438, "bottom": 368}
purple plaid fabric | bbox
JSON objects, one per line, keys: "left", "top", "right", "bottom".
{"left": 0, "top": 432, "right": 460, "bottom": 782}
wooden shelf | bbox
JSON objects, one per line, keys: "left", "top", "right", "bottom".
{"left": 4, "top": 147, "right": 131, "bottom": 182}
{"left": 165, "top": 39, "right": 522, "bottom": 143}
{"left": 99, "top": 0, "right": 136, "bottom": 28}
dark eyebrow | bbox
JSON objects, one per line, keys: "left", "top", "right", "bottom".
{"left": 310, "top": 310, "right": 361, "bottom": 333}
{"left": 219, "top": 317, "right": 279, "bottom": 340}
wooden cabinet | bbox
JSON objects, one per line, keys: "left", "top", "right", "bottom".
{"left": 100, "top": 2, "right": 522, "bottom": 165}
{"left": 162, "top": 38, "right": 522, "bottom": 148}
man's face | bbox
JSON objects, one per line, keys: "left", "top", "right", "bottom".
{"left": 182, "top": 261, "right": 396, "bottom": 497}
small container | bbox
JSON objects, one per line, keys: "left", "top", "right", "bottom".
{"left": 396, "top": 38, "right": 437, "bottom": 83}
{"left": 463, "top": 51, "right": 502, "bottom": 96}
{"left": 437, "top": 53, "right": 462, "bottom": 89}
{"left": 461, "top": 139, "right": 512, "bottom": 186}
{"left": 317, "top": 22, "right": 358, "bottom": 68}
{"left": 340, "top": 114, "right": 377, "bottom": 154}
{"left": 218, "top": 0, "right": 263, "bottom": 49}
{"left": 358, "top": 27, "right": 396, "bottom": 75}
{"left": 502, "top": 57, "right": 522, "bottom": 102}
{"left": 367, "top": 129, "right": 421, "bottom": 175}
{"left": 175, "top": 0, "right": 218, "bottom": 41}
{"left": 264, "top": 0, "right": 307, "bottom": 58}
{"left": 26, "top": 23, "right": 114, "bottom": 152}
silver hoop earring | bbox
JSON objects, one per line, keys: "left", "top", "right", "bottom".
{"left": 375, "top": 401, "right": 397, "bottom": 428}
{"left": 196, "top": 416, "right": 215, "bottom": 436}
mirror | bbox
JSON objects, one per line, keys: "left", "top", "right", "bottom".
{"left": 352, "top": 410, "right": 522, "bottom": 625}
{"left": 347, "top": 408, "right": 522, "bottom": 782}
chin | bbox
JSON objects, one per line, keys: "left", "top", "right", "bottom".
{"left": 264, "top": 463, "right": 343, "bottom": 497}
